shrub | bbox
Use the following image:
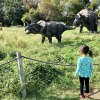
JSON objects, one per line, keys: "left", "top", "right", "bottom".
{"left": 9, "top": 51, "right": 16, "bottom": 58}
{"left": 0, "top": 51, "right": 7, "bottom": 60}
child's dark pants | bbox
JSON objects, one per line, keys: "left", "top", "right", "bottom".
{"left": 79, "top": 76, "right": 89, "bottom": 95}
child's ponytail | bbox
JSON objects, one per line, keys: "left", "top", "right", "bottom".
{"left": 89, "top": 50, "right": 93, "bottom": 58}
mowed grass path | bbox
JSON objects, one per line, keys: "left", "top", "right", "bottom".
{"left": 0, "top": 27, "right": 100, "bottom": 100}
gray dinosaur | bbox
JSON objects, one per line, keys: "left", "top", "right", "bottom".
{"left": 25, "top": 20, "right": 74, "bottom": 43}
{"left": 73, "top": 9, "right": 98, "bottom": 33}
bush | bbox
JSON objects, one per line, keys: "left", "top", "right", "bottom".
{"left": 9, "top": 51, "right": 16, "bottom": 58}
{"left": 0, "top": 51, "right": 7, "bottom": 60}
{"left": 22, "top": 8, "right": 46, "bottom": 23}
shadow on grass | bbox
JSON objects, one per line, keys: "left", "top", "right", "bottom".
{"left": 27, "top": 95, "right": 79, "bottom": 100}
{"left": 0, "top": 51, "right": 7, "bottom": 60}
{"left": 45, "top": 95, "right": 79, "bottom": 100}
{"left": 24, "top": 63, "right": 65, "bottom": 99}
{"left": 89, "top": 89, "right": 100, "bottom": 100}
{"left": 53, "top": 39, "right": 92, "bottom": 48}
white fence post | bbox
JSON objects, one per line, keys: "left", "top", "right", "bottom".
{"left": 16, "top": 52, "right": 26, "bottom": 98}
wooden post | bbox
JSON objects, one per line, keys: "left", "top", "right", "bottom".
{"left": 16, "top": 52, "right": 26, "bottom": 98}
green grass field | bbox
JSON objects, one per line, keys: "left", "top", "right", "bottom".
{"left": 0, "top": 27, "right": 100, "bottom": 100}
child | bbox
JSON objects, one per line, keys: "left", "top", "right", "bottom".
{"left": 75, "top": 45, "right": 93, "bottom": 99}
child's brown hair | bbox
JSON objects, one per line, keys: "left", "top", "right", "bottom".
{"left": 79, "top": 45, "right": 93, "bottom": 57}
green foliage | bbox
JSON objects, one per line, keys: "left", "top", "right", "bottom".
{"left": 22, "top": 8, "right": 45, "bottom": 23}
{"left": 21, "top": 12, "right": 30, "bottom": 23}
{"left": 25, "top": 63, "right": 64, "bottom": 97}
{"left": 0, "top": 51, "right": 7, "bottom": 60}
{"left": 23, "top": 0, "right": 39, "bottom": 9}
{"left": 81, "top": 0, "right": 90, "bottom": 6}
{"left": 22, "top": 0, "right": 65, "bottom": 22}
{"left": 63, "top": 0, "right": 84, "bottom": 25}
{"left": 0, "top": 0, "right": 5, "bottom": 23}
{"left": 9, "top": 76, "right": 22, "bottom": 98}
{"left": 1, "top": 0, "right": 100, "bottom": 26}
{"left": 88, "top": 0, "right": 99, "bottom": 10}
{"left": 65, "top": 0, "right": 84, "bottom": 15}
{"left": 9, "top": 51, "right": 16, "bottom": 58}
{"left": 0, "top": 64, "right": 15, "bottom": 99}
{"left": 38, "top": 0, "right": 64, "bottom": 21}
{"left": 3, "top": 0, "right": 26, "bottom": 26}
{"left": 21, "top": 0, "right": 100, "bottom": 24}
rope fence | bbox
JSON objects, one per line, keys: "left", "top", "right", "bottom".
{"left": 22, "top": 56, "right": 100, "bottom": 66}
{"left": 0, "top": 57, "right": 19, "bottom": 66}
{"left": 22, "top": 56, "right": 76, "bottom": 66}
{"left": 0, "top": 52, "right": 100, "bottom": 98}
{"left": 0, "top": 54, "right": 100, "bottom": 67}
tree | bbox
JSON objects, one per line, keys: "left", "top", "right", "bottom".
{"left": 0, "top": 0, "right": 5, "bottom": 24}
{"left": 88, "top": 0, "right": 100, "bottom": 11}
{"left": 64, "top": 0, "right": 84, "bottom": 15}
{"left": 22, "top": 0, "right": 65, "bottom": 23}
{"left": 80, "top": 0, "right": 90, "bottom": 7}
{"left": 38, "top": 0, "right": 64, "bottom": 20}
{"left": 23, "top": 0, "right": 40, "bottom": 9}
{"left": 62, "top": 0, "right": 84, "bottom": 25}
{"left": 3, "top": 0, "right": 26, "bottom": 26}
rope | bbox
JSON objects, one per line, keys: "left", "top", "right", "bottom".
{"left": 22, "top": 56, "right": 100, "bottom": 66}
{"left": 0, "top": 58, "right": 18, "bottom": 66}
{"left": 0, "top": 55, "right": 99, "bottom": 67}
{"left": 22, "top": 56, "right": 76, "bottom": 66}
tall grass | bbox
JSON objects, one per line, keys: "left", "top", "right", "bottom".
{"left": 0, "top": 27, "right": 100, "bottom": 100}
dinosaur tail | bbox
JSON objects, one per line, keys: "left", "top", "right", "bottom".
{"left": 66, "top": 26, "right": 75, "bottom": 30}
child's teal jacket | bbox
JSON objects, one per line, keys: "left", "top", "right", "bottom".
{"left": 75, "top": 56, "right": 93, "bottom": 78}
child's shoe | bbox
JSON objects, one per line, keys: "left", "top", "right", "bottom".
{"left": 80, "top": 95, "right": 86, "bottom": 99}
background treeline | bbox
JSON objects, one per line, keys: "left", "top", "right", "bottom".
{"left": 0, "top": 0, "right": 100, "bottom": 26}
